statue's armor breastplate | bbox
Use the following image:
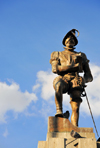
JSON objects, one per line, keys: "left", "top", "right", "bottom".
{"left": 58, "top": 51, "right": 83, "bottom": 75}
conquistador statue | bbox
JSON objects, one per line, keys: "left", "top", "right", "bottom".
{"left": 50, "top": 29, "right": 93, "bottom": 126}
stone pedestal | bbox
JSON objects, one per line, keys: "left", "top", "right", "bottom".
{"left": 37, "top": 116, "right": 100, "bottom": 148}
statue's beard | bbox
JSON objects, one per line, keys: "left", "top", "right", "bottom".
{"left": 65, "top": 43, "right": 75, "bottom": 48}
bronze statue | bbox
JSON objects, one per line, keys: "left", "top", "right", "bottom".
{"left": 50, "top": 29, "right": 93, "bottom": 126}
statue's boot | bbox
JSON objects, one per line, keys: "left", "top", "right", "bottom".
{"left": 55, "top": 95, "right": 63, "bottom": 117}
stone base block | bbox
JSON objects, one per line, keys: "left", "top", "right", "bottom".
{"left": 37, "top": 116, "right": 98, "bottom": 148}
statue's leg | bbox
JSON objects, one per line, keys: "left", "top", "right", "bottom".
{"left": 70, "top": 100, "right": 81, "bottom": 126}
{"left": 55, "top": 81, "right": 63, "bottom": 116}
{"left": 53, "top": 76, "right": 69, "bottom": 117}
{"left": 70, "top": 90, "right": 82, "bottom": 126}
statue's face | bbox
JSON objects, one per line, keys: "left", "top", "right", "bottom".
{"left": 65, "top": 36, "right": 75, "bottom": 48}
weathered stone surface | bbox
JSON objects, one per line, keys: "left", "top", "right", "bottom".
{"left": 48, "top": 116, "right": 93, "bottom": 133}
{"left": 46, "top": 132, "right": 95, "bottom": 141}
{"left": 48, "top": 138, "right": 64, "bottom": 148}
{"left": 78, "top": 138, "right": 97, "bottom": 148}
{"left": 65, "top": 138, "right": 80, "bottom": 148}
{"left": 38, "top": 141, "right": 47, "bottom": 148}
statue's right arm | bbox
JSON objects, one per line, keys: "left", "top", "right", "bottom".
{"left": 50, "top": 51, "right": 59, "bottom": 73}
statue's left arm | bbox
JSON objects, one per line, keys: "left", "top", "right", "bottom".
{"left": 81, "top": 52, "right": 93, "bottom": 83}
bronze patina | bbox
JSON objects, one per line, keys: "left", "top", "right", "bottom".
{"left": 50, "top": 29, "right": 93, "bottom": 126}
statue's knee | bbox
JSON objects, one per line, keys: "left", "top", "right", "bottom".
{"left": 70, "top": 90, "right": 81, "bottom": 99}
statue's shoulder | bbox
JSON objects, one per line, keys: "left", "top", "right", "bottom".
{"left": 50, "top": 51, "right": 59, "bottom": 64}
{"left": 78, "top": 52, "right": 89, "bottom": 64}
{"left": 50, "top": 51, "right": 59, "bottom": 58}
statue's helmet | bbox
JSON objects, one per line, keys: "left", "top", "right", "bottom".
{"left": 62, "top": 29, "right": 79, "bottom": 46}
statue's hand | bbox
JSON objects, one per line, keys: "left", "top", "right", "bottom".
{"left": 66, "top": 61, "right": 79, "bottom": 69}
{"left": 73, "top": 63, "right": 79, "bottom": 69}
{"left": 58, "top": 63, "right": 79, "bottom": 72}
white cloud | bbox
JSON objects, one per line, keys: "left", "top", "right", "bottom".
{"left": 3, "top": 128, "right": 8, "bottom": 137}
{"left": 0, "top": 81, "right": 37, "bottom": 123}
{"left": 38, "top": 101, "right": 55, "bottom": 121}
{"left": 36, "top": 70, "right": 57, "bottom": 100}
{"left": 32, "top": 83, "right": 40, "bottom": 91}
{"left": 35, "top": 64, "right": 100, "bottom": 117}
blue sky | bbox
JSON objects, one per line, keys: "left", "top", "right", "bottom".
{"left": 0, "top": 0, "right": 100, "bottom": 148}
